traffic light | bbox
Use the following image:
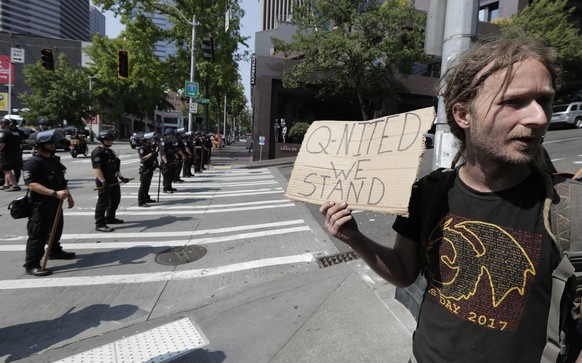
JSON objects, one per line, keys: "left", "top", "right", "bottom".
{"left": 40, "top": 48, "right": 55, "bottom": 71}
{"left": 202, "top": 37, "right": 212, "bottom": 61}
{"left": 117, "top": 50, "right": 129, "bottom": 79}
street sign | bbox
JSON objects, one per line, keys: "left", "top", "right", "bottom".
{"left": 259, "top": 136, "right": 266, "bottom": 145}
{"left": 194, "top": 98, "right": 210, "bottom": 104}
{"left": 189, "top": 103, "right": 198, "bottom": 113}
{"left": 10, "top": 48, "right": 24, "bottom": 63}
{"left": 185, "top": 81, "right": 199, "bottom": 98}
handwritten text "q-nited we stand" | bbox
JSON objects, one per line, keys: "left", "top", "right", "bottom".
{"left": 285, "top": 107, "right": 433, "bottom": 215}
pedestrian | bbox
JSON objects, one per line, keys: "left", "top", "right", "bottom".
{"left": 22, "top": 129, "right": 75, "bottom": 276}
{"left": 92, "top": 130, "right": 129, "bottom": 232}
{"left": 159, "top": 128, "right": 177, "bottom": 194}
{"left": 137, "top": 132, "right": 159, "bottom": 207}
{"left": 0, "top": 118, "right": 23, "bottom": 191}
{"left": 320, "top": 33, "right": 582, "bottom": 362}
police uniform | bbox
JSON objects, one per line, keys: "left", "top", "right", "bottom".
{"left": 173, "top": 130, "right": 187, "bottom": 182}
{"left": 0, "top": 123, "right": 24, "bottom": 190}
{"left": 160, "top": 131, "right": 177, "bottom": 193}
{"left": 92, "top": 142, "right": 123, "bottom": 228}
{"left": 183, "top": 132, "right": 195, "bottom": 177}
{"left": 22, "top": 129, "right": 75, "bottom": 276}
{"left": 137, "top": 135, "right": 158, "bottom": 206}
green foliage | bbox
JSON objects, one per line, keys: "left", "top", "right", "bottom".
{"left": 287, "top": 121, "right": 311, "bottom": 143}
{"left": 272, "top": 0, "right": 428, "bottom": 120}
{"left": 498, "top": 0, "right": 582, "bottom": 86}
{"left": 20, "top": 54, "right": 92, "bottom": 126}
{"left": 92, "top": 0, "right": 252, "bottom": 131}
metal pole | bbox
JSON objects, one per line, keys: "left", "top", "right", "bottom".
{"left": 223, "top": 94, "right": 227, "bottom": 147}
{"left": 188, "top": 14, "right": 196, "bottom": 133}
{"left": 432, "top": 0, "right": 479, "bottom": 170}
{"left": 7, "top": 62, "right": 12, "bottom": 117}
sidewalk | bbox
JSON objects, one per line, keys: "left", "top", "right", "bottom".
{"left": 10, "top": 141, "right": 417, "bottom": 363}
{"left": 209, "top": 142, "right": 296, "bottom": 169}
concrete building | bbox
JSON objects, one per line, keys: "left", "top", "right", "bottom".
{"left": 0, "top": 0, "right": 104, "bottom": 42}
{"left": 145, "top": 2, "right": 179, "bottom": 61}
{"left": 261, "top": 0, "right": 304, "bottom": 31}
{"left": 251, "top": 0, "right": 582, "bottom": 162}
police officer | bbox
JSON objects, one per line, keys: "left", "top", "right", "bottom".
{"left": 182, "top": 131, "right": 195, "bottom": 177}
{"left": 160, "top": 129, "right": 178, "bottom": 194}
{"left": 92, "top": 130, "right": 129, "bottom": 232}
{"left": 23, "top": 129, "right": 75, "bottom": 276}
{"left": 137, "top": 132, "right": 159, "bottom": 207}
{"left": 173, "top": 128, "right": 188, "bottom": 183}
{"left": 0, "top": 118, "right": 23, "bottom": 191}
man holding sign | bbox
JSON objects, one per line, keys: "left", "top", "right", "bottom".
{"left": 319, "top": 33, "right": 582, "bottom": 362}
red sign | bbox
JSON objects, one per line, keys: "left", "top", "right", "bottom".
{"left": 86, "top": 115, "right": 99, "bottom": 125}
{"left": 0, "top": 56, "right": 14, "bottom": 84}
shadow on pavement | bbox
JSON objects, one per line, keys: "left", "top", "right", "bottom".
{"left": 0, "top": 304, "right": 139, "bottom": 362}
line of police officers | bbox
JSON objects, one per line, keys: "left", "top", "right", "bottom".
{"left": 16, "top": 126, "right": 212, "bottom": 276}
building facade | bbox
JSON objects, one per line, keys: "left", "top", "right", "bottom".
{"left": 252, "top": 0, "right": 582, "bottom": 161}
{"left": 0, "top": 0, "right": 105, "bottom": 42}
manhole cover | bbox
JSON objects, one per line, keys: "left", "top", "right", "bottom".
{"left": 155, "top": 245, "right": 207, "bottom": 266}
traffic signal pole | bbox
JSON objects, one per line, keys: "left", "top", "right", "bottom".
{"left": 430, "top": 0, "right": 479, "bottom": 170}
{"left": 188, "top": 14, "right": 196, "bottom": 133}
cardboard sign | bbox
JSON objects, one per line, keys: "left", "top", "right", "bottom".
{"left": 285, "top": 107, "right": 434, "bottom": 216}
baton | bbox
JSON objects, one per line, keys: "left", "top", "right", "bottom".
{"left": 93, "top": 178, "right": 135, "bottom": 191}
{"left": 40, "top": 199, "right": 64, "bottom": 271}
{"left": 157, "top": 167, "right": 162, "bottom": 202}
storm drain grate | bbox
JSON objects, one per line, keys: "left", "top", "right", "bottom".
{"left": 316, "top": 251, "right": 360, "bottom": 268}
{"left": 155, "top": 245, "right": 207, "bottom": 266}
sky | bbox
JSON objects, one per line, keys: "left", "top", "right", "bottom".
{"left": 101, "top": 1, "right": 260, "bottom": 106}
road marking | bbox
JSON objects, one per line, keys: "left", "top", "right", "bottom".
{"left": 64, "top": 202, "right": 295, "bottom": 216}
{"left": 1, "top": 219, "right": 307, "bottom": 241}
{"left": 0, "top": 253, "right": 316, "bottom": 289}
{"left": 125, "top": 199, "right": 290, "bottom": 210}
{"left": 0, "top": 226, "right": 311, "bottom": 250}
{"left": 55, "top": 318, "right": 209, "bottom": 363}
{"left": 120, "top": 180, "right": 279, "bottom": 188}
{"left": 121, "top": 189, "right": 284, "bottom": 199}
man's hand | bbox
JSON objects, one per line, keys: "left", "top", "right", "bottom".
{"left": 319, "top": 201, "right": 360, "bottom": 243}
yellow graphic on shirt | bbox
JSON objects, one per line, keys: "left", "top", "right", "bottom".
{"left": 427, "top": 218, "right": 536, "bottom": 308}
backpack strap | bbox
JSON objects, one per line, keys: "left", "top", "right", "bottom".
{"left": 542, "top": 176, "right": 582, "bottom": 363}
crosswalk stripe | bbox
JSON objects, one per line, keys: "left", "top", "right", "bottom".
{"left": 0, "top": 219, "right": 307, "bottom": 241}
{"left": 0, "top": 226, "right": 312, "bottom": 251}
{"left": 65, "top": 202, "right": 295, "bottom": 216}
{"left": 0, "top": 253, "right": 316, "bottom": 290}
{"left": 121, "top": 190, "right": 284, "bottom": 199}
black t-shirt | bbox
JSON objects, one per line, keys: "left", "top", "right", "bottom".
{"left": 23, "top": 155, "right": 67, "bottom": 202}
{"left": 393, "top": 170, "right": 558, "bottom": 362}
{"left": 91, "top": 146, "right": 120, "bottom": 181}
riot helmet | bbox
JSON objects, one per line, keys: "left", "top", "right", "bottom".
{"left": 30, "top": 128, "right": 63, "bottom": 147}
{"left": 98, "top": 129, "right": 116, "bottom": 142}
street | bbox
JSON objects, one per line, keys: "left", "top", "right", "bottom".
{"left": 0, "top": 128, "right": 580, "bottom": 362}
{"left": 0, "top": 141, "right": 346, "bottom": 362}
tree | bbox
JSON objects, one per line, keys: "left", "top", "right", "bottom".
{"left": 272, "top": 0, "right": 428, "bottom": 120}
{"left": 20, "top": 53, "right": 92, "bottom": 126}
{"left": 92, "top": 0, "right": 251, "bottom": 132}
{"left": 496, "top": 0, "right": 582, "bottom": 91}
